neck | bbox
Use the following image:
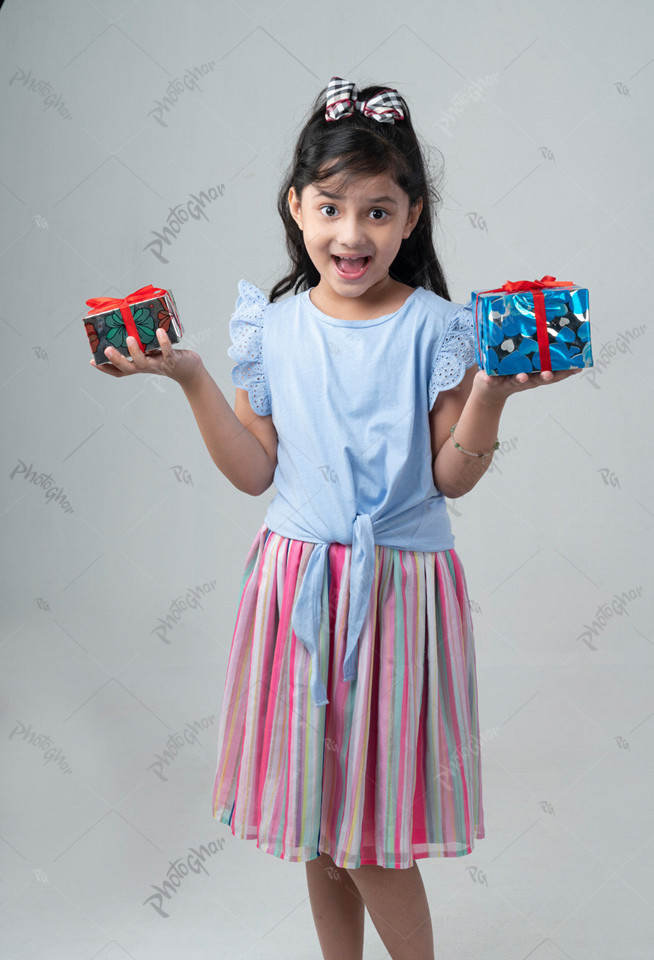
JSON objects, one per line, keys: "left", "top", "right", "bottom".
{"left": 309, "top": 277, "right": 415, "bottom": 322}
{"left": 311, "top": 275, "right": 398, "bottom": 320}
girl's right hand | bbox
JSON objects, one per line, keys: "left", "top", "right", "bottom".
{"left": 90, "top": 328, "right": 201, "bottom": 387}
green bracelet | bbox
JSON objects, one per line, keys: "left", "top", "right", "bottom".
{"left": 450, "top": 423, "right": 500, "bottom": 465}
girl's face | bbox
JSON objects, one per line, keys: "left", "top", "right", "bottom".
{"left": 288, "top": 168, "right": 423, "bottom": 311}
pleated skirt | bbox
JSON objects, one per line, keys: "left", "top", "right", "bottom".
{"left": 211, "top": 524, "right": 485, "bottom": 869}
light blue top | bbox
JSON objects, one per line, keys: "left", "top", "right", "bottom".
{"left": 228, "top": 279, "right": 478, "bottom": 707}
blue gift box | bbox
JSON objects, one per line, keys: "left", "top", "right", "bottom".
{"left": 471, "top": 277, "right": 593, "bottom": 376}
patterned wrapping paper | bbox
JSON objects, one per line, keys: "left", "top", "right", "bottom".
{"left": 83, "top": 284, "right": 184, "bottom": 365}
{"left": 471, "top": 277, "right": 593, "bottom": 376}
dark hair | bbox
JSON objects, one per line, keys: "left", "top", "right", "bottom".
{"left": 268, "top": 80, "right": 452, "bottom": 304}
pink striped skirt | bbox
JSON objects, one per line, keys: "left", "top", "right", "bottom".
{"left": 211, "top": 524, "right": 485, "bottom": 869}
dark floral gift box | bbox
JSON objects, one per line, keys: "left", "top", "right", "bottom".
{"left": 83, "top": 284, "right": 184, "bottom": 365}
{"left": 471, "top": 276, "right": 592, "bottom": 376}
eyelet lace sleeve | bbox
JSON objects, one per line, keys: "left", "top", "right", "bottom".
{"left": 227, "top": 279, "right": 272, "bottom": 417}
{"left": 428, "top": 298, "right": 479, "bottom": 409}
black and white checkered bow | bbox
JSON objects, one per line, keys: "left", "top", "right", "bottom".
{"left": 324, "top": 76, "right": 405, "bottom": 124}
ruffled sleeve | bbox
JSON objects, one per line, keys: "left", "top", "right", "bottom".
{"left": 428, "top": 297, "right": 479, "bottom": 409}
{"left": 227, "top": 279, "right": 272, "bottom": 417}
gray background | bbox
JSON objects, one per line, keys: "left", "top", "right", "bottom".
{"left": 1, "top": 0, "right": 653, "bottom": 958}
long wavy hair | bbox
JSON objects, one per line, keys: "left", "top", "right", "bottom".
{"left": 268, "top": 80, "right": 452, "bottom": 304}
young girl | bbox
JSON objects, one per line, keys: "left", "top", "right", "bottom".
{"left": 92, "top": 77, "right": 580, "bottom": 960}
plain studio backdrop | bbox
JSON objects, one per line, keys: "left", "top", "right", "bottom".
{"left": 1, "top": 1, "right": 652, "bottom": 958}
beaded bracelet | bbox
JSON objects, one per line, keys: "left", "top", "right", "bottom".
{"left": 450, "top": 423, "right": 500, "bottom": 465}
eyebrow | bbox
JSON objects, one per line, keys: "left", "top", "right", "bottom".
{"left": 315, "top": 190, "right": 398, "bottom": 206}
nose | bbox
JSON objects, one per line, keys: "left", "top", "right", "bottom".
{"left": 336, "top": 211, "right": 367, "bottom": 248}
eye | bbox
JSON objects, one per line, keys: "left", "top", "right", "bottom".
{"left": 369, "top": 208, "right": 389, "bottom": 220}
{"left": 319, "top": 204, "right": 338, "bottom": 217}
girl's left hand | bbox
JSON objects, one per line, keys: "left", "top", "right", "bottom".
{"left": 472, "top": 365, "right": 583, "bottom": 401}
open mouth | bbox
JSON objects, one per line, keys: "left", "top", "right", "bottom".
{"left": 332, "top": 255, "right": 371, "bottom": 279}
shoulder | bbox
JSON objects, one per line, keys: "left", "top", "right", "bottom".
{"left": 227, "top": 280, "right": 273, "bottom": 416}
{"left": 406, "top": 289, "right": 472, "bottom": 359}
{"left": 233, "top": 278, "right": 306, "bottom": 323}
{"left": 426, "top": 291, "right": 479, "bottom": 398}
{"left": 413, "top": 286, "right": 469, "bottom": 326}
{"left": 232, "top": 278, "right": 269, "bottom": 321}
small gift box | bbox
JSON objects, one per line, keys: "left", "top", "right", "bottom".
{"left": 471, "top": 276, "right": 592, "bottom": 376}
{"left": 83, "top": 284, "right": 184, "bottom": 364}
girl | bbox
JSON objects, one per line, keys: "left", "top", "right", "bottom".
{"left": 92, "top": 77, "right": 580, "bottom": 960}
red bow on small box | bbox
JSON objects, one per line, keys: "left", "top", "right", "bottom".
{"left": 473, "top": 276, "right": 573, "bottom": 373}
{"left": 85, "top": 284, "right": 167, "bottom": 354}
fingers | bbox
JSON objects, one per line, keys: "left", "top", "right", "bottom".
{"left": 90, "top": 358, "right": 125, "bottom": 377}
{"left": 514, "top": 370, "right": 553, "bottom": 384}
{"left": 90, "top": 329, "right": 175, "bottom": 377}
{"left": 89, "top": 337, "right": 142, "bottom": 375}
{"left": 125, "top": 335, "right": 151, "bottom": 370}
{"left": 154, "top": 328, "right": 175, "bottom": 372}
{"left": 474, "top": 364, "right": 583, "bottom": 402}
{"left": 514, "top": 367, "right": 582, "bottom": 387}
{"left": 539, "top": 367, "right": 582, "bottom": 382}
{"left": 156, "top": 327, "right": 172, "bottom": 352}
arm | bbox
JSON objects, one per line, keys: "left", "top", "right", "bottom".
{"left": 179, "top": 363, "right": 278, "bottom": 497}
{"left": 430, "top": 364, "right": 505, "bottom": 499}
{"left": 430, "top": 363, "right": 583, "bottom": 499}
{"left": 91, "top": 329, "right": 277, "bottom": 496}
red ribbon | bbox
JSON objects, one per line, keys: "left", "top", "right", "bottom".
{"left": 85, "top": 284, "right": 168, "bottom": 354}
{"left": 473, "top": 276, "right": 573, "bottom": 374}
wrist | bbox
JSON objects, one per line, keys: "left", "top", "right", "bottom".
{"left": 449, "top": 422, "right": 499, "bottom": 464}
{"left": 177, "top": 355, "right": 206, "bottom": 392}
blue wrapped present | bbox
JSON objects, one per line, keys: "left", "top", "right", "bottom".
{"left": 471, "top": 276, "right": 593, "bottom": 376}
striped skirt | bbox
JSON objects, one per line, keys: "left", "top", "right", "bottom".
{"left": 211, "top": 524, "right": 485, "bottom": 869}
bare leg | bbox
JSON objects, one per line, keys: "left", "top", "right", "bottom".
{"left": 305, "top": 851, "right": 365, "bottom": 960}
{"left": 345, "top": 861, "right": 435, "bottom": 960}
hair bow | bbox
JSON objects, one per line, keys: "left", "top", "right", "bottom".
{"left": 324, "top": 76, "right": 404, "bottom": 124}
